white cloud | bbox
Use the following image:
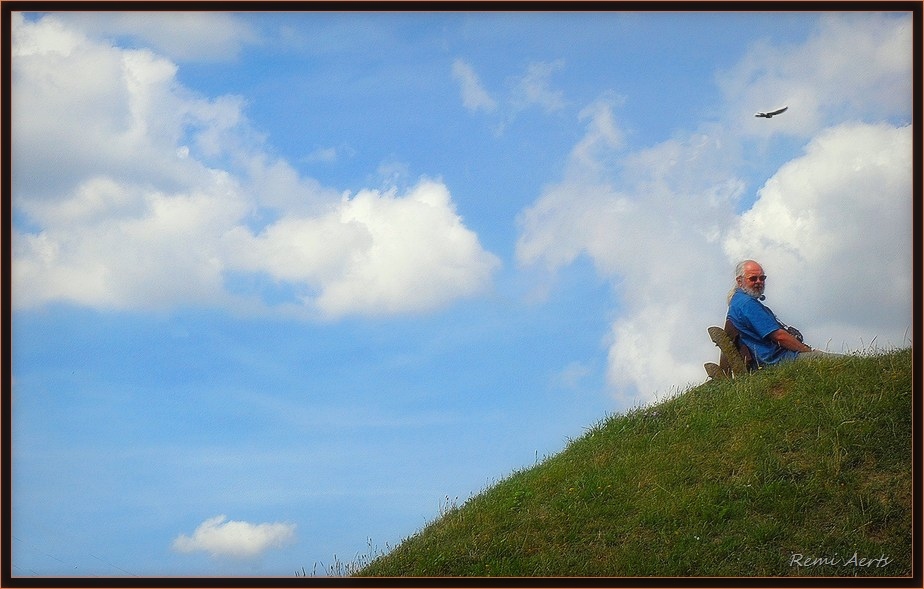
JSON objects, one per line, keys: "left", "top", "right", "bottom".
{"left": 718, "top": 13, "right": 912, "bottom": 137}
{"left": 223, "top": 179, "right": 501, "bottom": 318}
{"left": 606, "top": 302, "right": 709, "bottom": 404}
{"left": 55, "top": 12, "right": 259, "bottom": 62}
{"left": 452, "top": 59, "right": 497, "bottom": 113}
{"left": 454, "top": 59, "right": 568, "bottom": 135}
{"left": 509, "top": 60, "right": 567, "bottom": 113}
{"left": 517, "top": 105, "right": 744, "bottom": 404}
{"left": 172, "top": 515, "right": 296, "bottom": 559}
{"left": 11, "top": 14, "right": 499, "bottom": 318}
{"left": 553, "top": 361, "right": 592, "bottom": 391}
{"left": 304, "top": 146, "right": 340, "bottom": 164}
{"left": 723, "top": 122, "right": 913, "bottom": 345}
{"left": 13, "top": 173, "right": 249, "bottom": 311}
{"left": 12, "top": 13, "right": 246, "bottom": 204}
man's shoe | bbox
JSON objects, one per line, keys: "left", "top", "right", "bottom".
{"left": 708, "top": 326, "right": 748, "bottom": 376}
{"left": 704, "top": 362, "right": 726, "bottom": 380}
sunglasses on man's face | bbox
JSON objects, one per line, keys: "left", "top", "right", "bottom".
{"left": 747, "top": 275, "right": 767, "bottom": 282}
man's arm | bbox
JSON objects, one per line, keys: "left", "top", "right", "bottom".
{"left": 769, "top": 328, "right": 812, "bottom": 353}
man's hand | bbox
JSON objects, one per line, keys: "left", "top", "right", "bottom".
{"left": 770, "top": 328, "right": 812, "bottom": 353}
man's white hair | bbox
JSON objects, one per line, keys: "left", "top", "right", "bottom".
{"left": 734, "top": 259, "right": 761, "bottom": 279}
{"left": 728, "top": 259, "right": 761, "bottom": 305}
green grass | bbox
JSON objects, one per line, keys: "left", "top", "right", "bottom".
{"left": 352, "top": 348, "right": 913, "bottom": 577}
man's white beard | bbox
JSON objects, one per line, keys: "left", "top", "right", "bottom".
{"left": 742, "top": 284, "right": 765, "bottom": 299}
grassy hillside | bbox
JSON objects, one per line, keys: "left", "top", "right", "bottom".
{"left": 355, "top": 348, "right": 914, "bottom": 577}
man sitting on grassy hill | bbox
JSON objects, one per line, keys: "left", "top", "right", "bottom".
{"left": 727, "top": 259, "right": 842, "bottom": 367}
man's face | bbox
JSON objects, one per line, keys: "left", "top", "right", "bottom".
{"left": 738, "top": 263, "right": 766, "bottom": 298}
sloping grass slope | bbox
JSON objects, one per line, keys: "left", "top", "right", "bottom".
{"left": 357, "top": 349, "right": 913, "bottom": 577}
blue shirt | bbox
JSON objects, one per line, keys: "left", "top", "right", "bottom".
{"left": 727, "top": 289, "right": 799, "bottom": 366}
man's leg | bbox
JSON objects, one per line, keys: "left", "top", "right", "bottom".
{"left": 795, "top": 349, "right": 844, "bottom": 361}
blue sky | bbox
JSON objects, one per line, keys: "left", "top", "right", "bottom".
{"left": 9, "top": 8, "right": 914, "bottom": 578}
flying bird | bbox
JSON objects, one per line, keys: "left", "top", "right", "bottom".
{"left": 754, "top": 106, "right": 788, "bottom": 118}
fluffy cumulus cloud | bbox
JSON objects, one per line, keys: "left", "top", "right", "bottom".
{"left": 517, "top": 104, "right": 745, "bottom": 404}
{"left": 724, "top": 122, "right": 912, "bottom": 343}
{"left": 11, "top": 14, "right": 499, "bottom": 318}
{"left": 517, "top": 13, "right": 912, "bottom": 406}
{"left": 223, "top": 179, "right": 501, "bottom": 318}
{"left": 172, "top": 515, "right": 296, "bottom": 559}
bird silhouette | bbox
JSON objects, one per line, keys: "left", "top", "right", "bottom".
{"left": 754, "top": 106, "right": 788, "bottom": 118}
